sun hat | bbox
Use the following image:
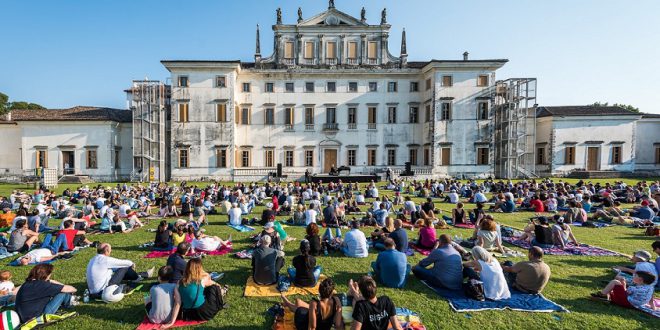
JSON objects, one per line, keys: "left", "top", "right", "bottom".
{"left": 633, "top": 250, "right": 652, "bottom": 262}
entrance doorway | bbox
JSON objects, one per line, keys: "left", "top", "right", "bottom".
{"left": 323, "top": 149, "right": 337, "bottom": 173}
{"left": 62, "top": 151, "right": 75, "bottom": 175}
{"left": 586, "top": 147, "right": 600, "bottom": 171}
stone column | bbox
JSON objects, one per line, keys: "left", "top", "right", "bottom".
{"left": 338, "top": 34, "right": 345, "bottom": 65}
{"left": 381, "top": 33, "right": 388, "bottom": 64}
{"left": 360, "top": 34, "right": 367, "bottom": 65}
{"left": 296, "top": 34, "right": 303, "bottom": 65}
{"left": 318, "top": 34, "right": 324, "bottom": 65}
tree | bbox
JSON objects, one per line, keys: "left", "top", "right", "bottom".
{"left": 591, "top": 102, "right": 639, "bottom": 113}
{"left": 27, "top": 103, "right": 45, "bottom": 110}
{"left": 9, "top": 101, "right": 29, "bottom": 110}
{"left": 0, "top": 92, "right": 7, "bottom": 115}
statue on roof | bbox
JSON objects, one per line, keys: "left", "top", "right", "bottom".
{"left": 298, "top": 7, "right": 303, "bottom": 23}
{"left": 381, "top": 8, "right": 387, "bottom": 24}
{"left": 276, "top": 8, "right": 282, "bottom": 24}
{"left": 361, "top": 7, "right": 366, "bottom": 22}
{"left": 329, "top": 0, "right": 335, "bottom": 9}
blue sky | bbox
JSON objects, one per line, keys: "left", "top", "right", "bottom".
{"left": 1, "top": 0, "right": 659, "bottom": 113}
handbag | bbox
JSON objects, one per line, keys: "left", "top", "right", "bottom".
{"left": 463, "top": 279, "right": 485, "bottom": 301}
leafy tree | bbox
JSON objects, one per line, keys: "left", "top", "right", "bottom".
{"left": 9, "top": 101, "right": 29, "bottom": 110}
{"left": 27, "top": 103, "right": 45, "bottom": 110}
{"left": 591, "top": 102, "right": 639, "bottom": 113}
{"left": 0, "top": 92, "right": 7, "bottom": 115}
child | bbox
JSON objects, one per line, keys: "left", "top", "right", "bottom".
{"left": 0, "top": 270, "right": 17, "bottom": 306}
{"left": 591, "top": 271, "right": 656, "bottom": 310}
{"left": 172, "top": 225, "right": 186, "bottom": 247}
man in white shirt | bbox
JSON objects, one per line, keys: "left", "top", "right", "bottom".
{"left": 228, "top": 203, "right": 242, "bottom": 226}
{"left": 474, "top": 190, "right": 488, "bottom": 203}
{"left": 403, "top": 197, "right": 416, "bottom": 215}
{"left": 305, "top": 205, "right": 318, "bottom": 225}
{"left": 86, "top": 243, "right": 153, "bottom": 297}
{"left": 191, "top": 233, "right": 230, "bottom": 252}
{"left": 447, "top": 190, "right": 460, "bottom": 204}
{"left": 341, "top": 221, "right": 368, "bottom": 258}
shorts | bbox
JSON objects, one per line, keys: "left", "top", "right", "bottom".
{"left": 609, "top": 284, "right": 632, "bottom": 308}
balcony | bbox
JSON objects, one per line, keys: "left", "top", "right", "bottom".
{"left": 346, "top": 58, "right": 358, "bottom": 65}
{"left": 282, "top": 58, "right": 295, "bottom": 66}
{"left": 323, "top": 123, "right": 339, "bottom": 131}
{"left": 348, "top": 123, "right": 357, "bottom": 130}
{"left": 368, "top": 123, "right": 377, "bottom": 130}
{"left": 305, "top": 124, "right": 315, "bottom": 131}
{"left": 302, "top": 58, "right": 316, "bottom": 65}
{"left": 366, "top": 58, "right": 378, "bottom": 65}
{"left": 325, "top": 58, "right": 337, "bottom": 66}
{"left": 284, "top": 124, "right": 294, "bottom": 131}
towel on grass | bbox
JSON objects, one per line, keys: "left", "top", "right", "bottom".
{"left": 136, "top": 317, "right": 206, "bottom": 330}
{"left": 228, "top": 224, "right": 255, "bottom": 232}
{"left": 570, "top": 222, "right": 613, "bottom": 228}
{"left": 409, "top": 242, "right": 433, "bottom": 256}
{"left": 9, "top": 259, "right": 54, "bottom": 266}
{"left": 501, "top": 237, "right": 620, "bottom": 256}
{"left": 144, "top": 244, "right": 232, "bottom": 258}
{"left": 244, "top": 275, "right": 327, "bottom": 297}
{"left": 420, "top": 280, "right": 569, "bottom": 313}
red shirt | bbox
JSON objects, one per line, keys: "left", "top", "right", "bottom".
{"left": 59, "top": 229, "right": 78, "bottom": 251}
{"left": 530, "top": 199, "right": 545, "bottom": 213}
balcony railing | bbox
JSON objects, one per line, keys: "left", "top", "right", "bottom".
{"left": 368, "top": 123, "right": 377, "bottom": 130}
{"left": 348, "top": 123, "right": 357, "bottom": 130}
{"left": 305, "top": 124, "right": 315, "bottom": 131}
{"left": 346, "top": 58, "right": 358, "bottom": 65}
{"left": 282, "top": 58, "right": 295, "bottom": 66}
{"left": 302, "top": 58, "right": 316, "bottom": 65}
{"left": 284, "top": 124, "right": 294, "bottom": 131}
{"left": 366, "top": 58, "right": 378, "bottom": 65}
{"left": 323, "top": 123, "right": 339, "bottom": 131}
{"left": 325, "top": 58, "right": 337, "bottom": 65}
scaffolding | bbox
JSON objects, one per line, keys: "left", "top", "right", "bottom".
{"left": 492, "top": 78, "right": 538, "bottom": 179}
{"left": 128, "top": 80, "right": 171, "bottom": 182}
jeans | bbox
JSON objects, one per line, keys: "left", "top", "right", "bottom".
{"left": 108, "top": 266, "right": 140, "bottom": 286}
{"left": 322, "top": 228, "right": 342, "bottom": 241}
{"left": 41, "top": 233, "right": 69, "bottom": 254}
{"left": 43, "top": 293, "right": 72, "bottom": 315}
{"left": 412, "top": 265, "right": 451, "bottom": 289}
{"left": 287, "top": 266, "right": 322, "bottom": 284}
{"left": 374, "top": 242, "right": 386, "bottom": 251}
{"left": 502, "top": 261, "right": 517, "bottom": 287}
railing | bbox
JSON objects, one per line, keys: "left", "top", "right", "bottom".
{"left": 233, "top": 168, "right": 275, "bottom": 177}
{"left": 281, "top": 58, "right": 295, "bottom": 66}
{"left": 366, "top": 58, "right": 378, "bottom": 65}
{"left": 302, "top": 59, "right": 316, "bottom": 65}
{"left": 347, "top": 123, "right": 357, "bottom": 130}
{"left": 305, "top": 124, "right": 315, "bottom": 131}
{"left": 325, "top": 58, "right": 337, "bottom": 65}
{"left": 323, "top": 123, "right": 338, "bottom": 131}
{"left": 284, "top": 124, "right": 294, "bottom": 131}
{"left": 391, "top": 166, "right": 434, "bottom": 176}
{"left": 346, "top": 58, "right": 358, "bottom": 65}
{"left": 368, "top": 123, "right": 377, "bottom": 130}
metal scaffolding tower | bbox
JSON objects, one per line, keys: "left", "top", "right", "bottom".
{"left": 492, "top": 78, "right": 538, "bottom": 179}
{"left": 128, "top": 80, "right": 171, "bottom": 182}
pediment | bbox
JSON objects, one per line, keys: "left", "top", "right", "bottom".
{"left": 298, "top": 9, "right": 367, "bottom": 27}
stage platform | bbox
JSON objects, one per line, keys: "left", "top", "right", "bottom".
{"left": 311, "top": 174, "right": 379, "bottom": 183}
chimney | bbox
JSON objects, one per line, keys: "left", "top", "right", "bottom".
{"left": 255, "top": 24, "right": 262, "bottom": 63}
{"left": 400, "top": 28, "right": 408, "bottom": 68}
{"left": 463, "top": 51, "right": 469, "bottom": 61}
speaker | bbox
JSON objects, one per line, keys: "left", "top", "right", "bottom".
{"left": 277, "top": 163, "right": 283, "bottom": 177}
{"left": 405, "top": 162, "right": 412, "bottom": 173}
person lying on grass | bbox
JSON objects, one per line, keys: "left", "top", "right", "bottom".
{"left": 591, "top": 270, "right": 656, "bottom": 311}
{"left": 280, "top": 278, "right": 344, "bottom": 330}
{"left": 190, "top": 231, "right": 230, "bottom": 254}
{"left": 347, "top": 276, "right": 403, "bottom": 330}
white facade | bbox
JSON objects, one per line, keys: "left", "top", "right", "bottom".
{"left": 634, "top": 114, "right": 660, "bottom": 173}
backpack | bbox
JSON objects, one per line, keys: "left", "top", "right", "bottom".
{"left": 463, "top": 279, "right": 485, "bottom": 301}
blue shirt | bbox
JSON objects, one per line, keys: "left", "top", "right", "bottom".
{"left": 373, "top": 209, "right": 388, "bottom": 227}
{"left": 418, "top": 245, "right": 463, "bottom": 290}
{"left": 655, "top": 258, "right": 660, "bottom": 288}
{"left": 374, "top": 249, "right": 408, "bottom": 288}
{"left": 632, "top": 207, "right": 654, "bottom": 221}
{"left": 342, "top": 229, "right": 368, "bottom": 258}
{"left": 99, "top": 216, "right": 112, "bottom": 230}
{"left": 501, "top": 200, "right": 516, "bottom": 213}
{"left": 388, "top": 228, "right": 408, "bottom": 253}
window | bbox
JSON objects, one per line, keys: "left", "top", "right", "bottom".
{"left": 368, "top": 82, "right": 378, "bottom": 92}
{"left": 612, "top": 146, "right": 622, "bottom": 164}
{"left": 216, "top": 104, "right": 227, "bottom": 122}
{"left": 305, "top": 82, "right": 315, "bottom": 92}
{"left": 388, "top": 107, "right": 397, "bottom": 124}
{"left": 240, "top": 107, "right": 251, "bottom": 125}
{"left": 368, "top": 107, "right": 377, "bottom": 129}
{"left": 423, "top": 148, "right": 430, "bottom": 166}
{"left": 305, "top": 150, "right": 314, "bottom": 167}
{"left": 348, "top": 82, "right": 358, "bottom": 92}
{"left": 285, "top": 150, "right": 294, "bottom": 167}
{"left": 242, "top": 82, "right": 251, "bottom": 92}
{"left": 114, "top": 149, "right": 120, "bottom": 169}
{"left": 410, "top": 82, "right": 419, "bottom": 92}
{"left": 440, "top": 103, "right": 452, "bottom": 120}
{"left": 215, "top": 76, "right": 226, "bottom": 88}
{"left": 425, "top": 104, "right": 432, "bottom": 122}
{"left": 477, "top": 147, "right": 489, "bottom": 165}
{"left": 178, "top": 149, "right": 189, "bottom": 168}
{"left": 241, "top": 150, "right": 251, "bottom": 167}
{"left": 442, "top": 75, "right": 452, "bottom": 87}
{"left": 348, "top": 149, "right": 356, "bottom": 166}
{"left": 265, "top": 108, "right": 275, "bottom": 125}
{"left": 216, "top": 149, "right": 227, "bottom": 168}
{"left": 177, "top": 76, "right": 188, "bottom": 87}
{"left": 326, "top": 108, "right": 336, "bottom": 124}
{"left": 477, "top": 75, "right": 489, "bottom": 87}
{"left": 265, "top": 82, "right": 274, "bottom": 93}
{"left": 36, "top": 150, "right": 47, "bottom": 168}
{"left": 305, "top": 107, "right": 314, "bottom": 129}
{"left": 178, "top": 103, "right": 189, "bottom": 122}
{"left": 565, "top": 146, "right": 576, "bottom": 165}
{"left": 265, "top": 150, "right": 274, "bottom": 167}
{"left": 655, "top": 147, "right": 660, "bottom": 164}
{"left": 284, "top": 41, "right": 294, "bottom": 59}
{"left": 348, "top": 107, "right": 357, "bottom": 128}
{"left": 348, "top": 42, "right": 357, "bottom": 59}
{"left": 86, "top": 149, "right": 97, "bottom": 169}
{"left": 409, "top": 149, "right": 418, "bottom": 166}
{"left": 409, "top": 107, "right": 418, "bottom": 123}
{"left": 425, "top": 78, "right": 432, "bottom": 90}
{"left": 537, "top": 147, "right": 546, "bottom": 165}
{"left": 326, "top": 42, "right": 337, "bottom": 59}
{"left": 387, "top": 149, "right": 396, "bottom": 166}
{"left": 441, "top": 147, "right": 451, "bottom": 166}
{"left": 304, "top": 42, "right": 314, "bottom": 59}
{"left": 367, "top": 149, "right": 377, "bottom": 166}
{"left": 477, "top": 102, "right": 489, "bottom": 120}
{"left": 284, "top": 107, "right": 294, "bottom": 129}
{"left": 285, "top": 82, "right": 294, "bottom": 92}
{"left": 388, "top": 82, "right": 397, "bottom": 92}
{"left": 326, "top": 82, "right": 336, "bottom": 92}
{"left": 367, "top": 42, "right": 377, "bottom": 59}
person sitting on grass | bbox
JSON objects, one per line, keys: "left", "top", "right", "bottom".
{"left": 292, "top": 204, "right": 306, "bottom": 226}
{"left": 652, "top": 241, "right": 660, "bottom": 289}
{"left": 462, "top": 246, "right": 511, "bottom": 300}
{"left": 58, "top": 220, "right": 92, "bottom": 251}
{"left": 280, "top": 278, "right": 344, "bottom": 330}
{"left": 451, "top": 202, "right": 468, "bottom": 225}
{"left": 473, "top": 216, "right": 505, "bottom": 254}
{"left": 502, "top": 247, "right": 551, "bottom": 294}
{"left": 518, "top": 216, "right": 554, "bottom": 249}
{"left": 305, "top": 223, "right": 322, "bottom": 256}
{"left": 252, "top": 235, "right": 284, "bottom": 286}
{"left": 167, "top": 243, "right": 190, "bottom": 284}
{"left": 371, "top": 238, "right": 409, "bottom": 289}
{"left": 288, "top": 240, "right": 322, "bottom": 288}
{"left": 145, "top": 266, "right": 181, "bottom": 327}
{"left": 86, "top": 243, "right": 154, "bottom": 299}
{"left": 154, "top": 220, "right": 172, "bottom": 250}
{"left": 591, "top": 271, "right": 656, "bottom": 311}
{"left": 613, "top": 250, "right": 658, "bottom": 287}
{"left": 415, "top": 218, "right": 437, "bottom": 250}
{"left": 495, "top": 195, "right": 516, "bottom": 213}
{"left": 228, "top": 203, "right": 242, "bottom": 226}
{"left": 411, "top": 234, "right": 464, "bottom": 291}
{"left": 347, "top": 276, "right": 403, "bottom": 330}
{"left": 552, "top": 216, "right": 579, "bottom": 249}
{"left": 371, "top": 216, "right": 395, "bottom": 251}
{"left": 15, "top": 264, "right": 78, "bottom": 324}
{"left": 7, "top": 219, "right": 39, "bottom": 253}
{"left": 178, "top": 258, "right": 227, "bottom": 321}
{"left": 340, "top": 221, "right": 368, "bottom": 258}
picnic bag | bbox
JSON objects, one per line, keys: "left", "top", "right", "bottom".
{"left": 463, "top": 279, "right": 485, "bottom": 301}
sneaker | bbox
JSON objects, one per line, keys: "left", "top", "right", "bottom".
{"left": 590, "top": 292, "right": 609, "bottom": 302}
{"left": 69, "top": 295, "right": 80, "bottom": 306}
{"left": 146, "top": 266, "right": 156, "bottom": 278}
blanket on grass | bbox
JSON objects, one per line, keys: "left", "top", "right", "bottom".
{"left": 501, "top": 237, "right": 620, "bottom": 256}
{"left": 570, "top": 222, "right": 613, "bottom": 228}
{"left": 136, "top": 317, "right": 206, "bottom": 330}
{"left": 274, "top": 306, "right": 426, "bottom": 330}
{"left": 228, "top": 224, "right": 255, "bottom": 232}
{"left": 235, "top": 249, "right": 253, "bottom": 259}
{"left": 639, "top": 298, "right": 660, "bottom": 318}
{"left": 420, "top": 280, "right": 569, "bottom": 313}
{"left": 244, "top": 275, "right": 327, "bottom": 297}
{"left": 409, "top": 242, "right": 432, "bottom": 256}
{"left": 144, "top": 244, "right": 232, "bottom": 258}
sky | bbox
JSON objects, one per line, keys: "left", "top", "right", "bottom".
{"left": 1, "top": 0, "right": 659, "bottom": 113}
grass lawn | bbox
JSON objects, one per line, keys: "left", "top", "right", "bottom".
{"left": 0, "top": 179, "right": 658, "bottom": 329}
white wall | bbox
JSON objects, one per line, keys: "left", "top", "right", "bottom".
{"left": 635, "top": 117, "right": 660, "bottom": 172}
{"left": 0, "top": 123, "right": 22, "bottom": 175}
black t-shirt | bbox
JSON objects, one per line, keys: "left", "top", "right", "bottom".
{"left": 292, "top": 254, "right": 317, "bottom": 287}
{"left": 16, "top": 280, "right": 64, "bottom": 323}
{"left": 352, "top": 296, "right": 396, "bottom": 330}
{"left": 421, "top": 202, "right": 434, "bottom": 214}
{"left": 306, "top": 234, "right": 322, "bottom": 256}
{"left": 534, "top": 225, "right": 554, "bottom": 244}
{"left": 166, "top": 253, "right": 187, "bottom": 283}
{"left": 154, "top": 229, "right": 171, "bottom": 247}
{"left": 261, "top": 209, "right": 276, "bottom": 225}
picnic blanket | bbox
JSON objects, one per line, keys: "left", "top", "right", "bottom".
{"left": 144, "top": 244, "right": 232, "bottom": 258}
{"left": 136, "top": 317, "right": 206, "bottom": 330}
{"left": 409, "top": 242, "right": 433, "bottom": 256}
{"left": 228, "top": 224, "right": 255, "bottom": 232}
{"left": 244, "top": 275, "right": 327, "bottom": 297}
{"left": 452, "top": 223, "right": 476, "bottom": 229}
{"left": 501, "top": 237, "right": 620, "bottom": 256}
{"left": 421, "top": 280, "right": 569, "bottom": 313}
{"left": 638, "top": 298, "right": 660, "bottom": 318}
{"left": 235, "top": 249, "right": 253, "bottom": 259}
{"left": 274, "top": 306, "right": 426, "bottom": 330}
{"left": 570, "top": 222, "right": 613, "bottom": 228}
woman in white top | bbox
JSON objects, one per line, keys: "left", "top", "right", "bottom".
{"left": 464, "top": 246, "right": 511, "bottom": 300}
{"left": 304, "top": 205, "right": 318, "bottom": 226}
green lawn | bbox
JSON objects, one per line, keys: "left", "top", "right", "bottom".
{"left": 0, "top": 180, "right": 658, "bottom": 330}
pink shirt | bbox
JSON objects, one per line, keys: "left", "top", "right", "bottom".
{"left": 419, "top": 226, "right": 437, "bottom": 249}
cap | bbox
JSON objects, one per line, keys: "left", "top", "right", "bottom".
{"left": 634, "top": 250, "right": 652, "bottom": 262}
{"left": 641, "top": 200, "right": 649, "bottom": 206}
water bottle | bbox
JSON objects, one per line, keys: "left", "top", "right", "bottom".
{"left": 323, "top": 247, "right": 328, "bottom": 256}
{"left": 83, "top": 289, "right": 89, "bottom": 303}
